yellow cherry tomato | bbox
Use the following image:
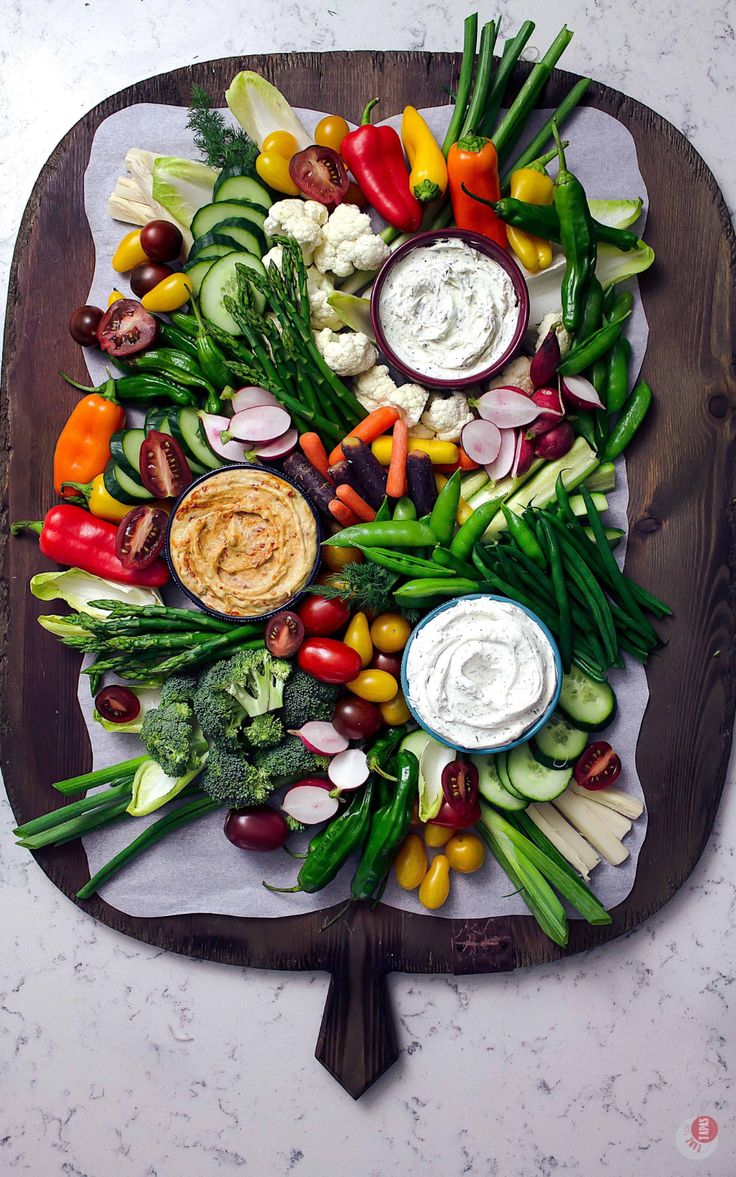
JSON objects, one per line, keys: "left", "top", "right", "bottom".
{"left": 141, "top": 273, "right": 193, "bottom": 313}
{"left": 315, "top": 114, "right": 350, "bottom": 152}
{"left": 346, "top": 668, "right": 398, "bottom": 703}
{"left": 322, "top": 545, "right": 363, "bottom": 572}
{"left": 256, "top": 152, "right": 301, "bottom": 195}
{"left": 445, "top": 832, "right": 486, "bottom": 874}
{"left": 262, "top": 130, "right": 299, "bottom": 159}
{"left": 107, "top": 288, "right": 125, "bottom": 306}
{"left": 394, "top": 833, "right": 428, "bottom": 890}
{"left": 112, "top": 229, "right": 148, "bottom": 273}
{"left": 380, "top": 690, "right": 411, "bottom": 726}
{"left": 418, "top": 855, "right": 451, "bottom": 910}
{"left": 344, "top": 612, "right": 373, "bottom": 668}
{"left": 424, "top": 823, "right": 453, "bottom": 848}
{"left": 370, "top": 612, "right": 412, "bottom": 654}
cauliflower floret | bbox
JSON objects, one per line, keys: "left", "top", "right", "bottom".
{"left": 262, "top": 244, "right": 284, "bottom": 270}
{"left": 488, "top": 355, "right": 535, "bottom": 396}
{"left": 314, "top": 328, "right": 376, "bottom": 377}
{"left": 263, "top": 200, "right": 328, "bottom": 265}
{"left": 306, "top": 269, "right": 342, "bottom": 330}
{"left": 535, "top": 312, "right": 572, "bottom": 358}
{"left": 352, "top": 365, "right": 429, "bottom": 427}
{"left": 312, "top": 204, "right": 391, "bottom": 278}
{"left": 408, "top": 422, "right": 433, "bottom": 439}
{"left": 420, "top": 392, "right": 474, "bottom": 442}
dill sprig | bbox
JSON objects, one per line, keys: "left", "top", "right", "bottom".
{"left": 187, "top": 84, "right": 259, "bottom": 173}
{"left": 306, "top": 564, "right": 398, "bottom": 615}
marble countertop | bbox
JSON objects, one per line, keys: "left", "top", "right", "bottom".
{"left": 1, "top": 2, "right": 734, "bottom": 1173}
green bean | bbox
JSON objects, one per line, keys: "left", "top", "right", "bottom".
{"left": 548, "top": 523, "right": 618, "bottom": 661}
{"left": 538, "top": 517, "right": 572, "bottom": 670}
{"left": 580, "top": 487, "right": 658, "bottom": 643}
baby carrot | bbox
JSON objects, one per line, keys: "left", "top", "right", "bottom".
{"left": 328, "top": 406, "right": 400, "bottom": 466}
{"left": 328, "top": 498, "right": 360, "bottom": 527}
{"left": 299, "top": 432, "right": 332, "bottom": 481}
{"left": 335, "top": 484, "right": 377, "bottom": 522}
{"left": 386, "top": 419, "right": 409, "bottom": 498}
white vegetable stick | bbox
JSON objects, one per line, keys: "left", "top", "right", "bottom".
{"left": 553, "top": 791, "right": 629, "bottom": 865}
{"left": 585, "top": 801, "right": 632, "bottom": 840}
{"left": 527, "top": 803, "right": 599, "bottom": 880}
{"left": 568, "top": 781, "right": 644, "bottom": 819}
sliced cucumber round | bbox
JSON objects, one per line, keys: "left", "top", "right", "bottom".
{"left": 496, "top": 750, "right": 525, "bottom": 799}
{"left": 189, "top": 233, "right": 243, "bottom": 261}
{"left": 532, "top": 712, "right": 588, "bottom": 768}
{"left": 191, "top": 200, "right": 267, "bottom": 244}
{"left": 144, "top": 407, "right": 170, "bottom": 434}
{"left": 200, "top": 250, "right": 266, "bottom": 334}
{"left": 103, "top": 460, "right": 153, "bottom": 505}
{"left": 110, "top": 429, "right": 145, "bottom": 484}
{"left": 182, "top": 256, "right": 217, "bottom": 297}
{"left": 558, "top": 667, "right": 617, "bottom": 731}
{"left": 213, "top": 170, "right": 271, "bottom": 209}
{"left": 169, "top": 407, "right": 221, "bottom": 470}
{"left": 195, "top": 220, "right": 263, "bottom": 258}
{"left": 506, "top": 742, "right": 572, "bottom": 802}
{"left": 472, "top": 755, "right": 527, "bottom": 811}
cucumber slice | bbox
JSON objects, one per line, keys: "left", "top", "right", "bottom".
{"left": 558, "top": 666, "right": 617, "bottom": 731}
{"left": 485, "top": 438, "right": 599, "bottom": 537}
{"left": 472, "top": 755, "right": 527, "bottom": 811}
{"left": 506, "top": 742, "right": 572, "bottom": 801}
{"left": 110, "top": 429, "right": 145, "bottom": 483}
{"left": 144, "top": 407, "right": 169, "bottom": 434}
{"left": 103, "top": 460, "right": 153, "bottom": 505}
{"left": 213, "top": 170, "right": 271, "bottom": 209}
{"left": 532, "top": 712, "right": 588, "bottom": 767}
{"left": 567, "top": 492, "right": 608, "bottom": 517}
{"left": 182, "top": 257, "right": 217, "bottom": 297}
{"left": 584, "top": 462, "right": 616, "bottom": 494}
{"left": 200, "top": 250, "right": 266, "bottom": 333}
{"left": 186, "top": 240, "right": 235, "bottom": 262}
{"left": 192, "top": 200, "right": 267, "bottom": 244}
{"left": 496, "top": 750, "right": 525, "bottom": 799}
{"left": 583, "top": 526, "right": 624, "bottom": 549}
{"left": 169, "top": 407, "right": 221, "bottom": 470}
{"left": 195, "top": 220, "right": 263, "bottom": 258}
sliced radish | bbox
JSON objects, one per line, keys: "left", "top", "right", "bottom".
{"left": 561, "top": 374, "right": 604, "bottom": 412}
{"left": 475, "top": 387, "right": 539, "bottom": 429}
{"left": 229, "top": 405, "right": 292, "bottom": 443}
{"left": 484, "top": 427, "right": 517, "bottom": 481}
{"left": 200, "top": 413, "right": 250, "bottom": 463}
{"left": 288, "top": 721, "right": 348, "bottom": 756}
{"left": 229, "top": 386, "right": 279, "bottom": 413}
{"left": 327, "top": 748, "right": 370, "bottom": 790}
{"left": 252, "top": 428, "right": 299, "bottom": 460}
{"left": 461, "top": 418, "right": 502, "bottom": 465}
{"left": 529, "top": 328, "right": 561, "bottom": 388}
{"left": 511, "top": 431, "right": 535, "bottom": 478}
{"left": 534, "top": 420, "right": 574, "bottom": 459}
{"left": 526, "top": 387, "right": 565, "bottom": 438}
{"left": 282, "top": 783, "right": 339, "bottom": 824}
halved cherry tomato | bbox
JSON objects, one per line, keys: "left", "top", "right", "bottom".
{"left": 289, "top": 146, "right": 350, "bottom": 206}
{"left": 139, "top": 430, "right": 192, "bottom": 498}
{"left": 115, "top": 505, "right": 169, "bottom": 569}
{"left": 573, "top": 741, "right": 622, "bottom": 790}
{"left": 332, "top": 695, "right": 382, "bottom": 740}
{"left": 370, "top": 612, "right": 412, "bottom": 653}
{"left": 314, "top": 115, "right": 350, "bottom": 152}
{"left": 297, "top": 594, "right": 350, "bottom": 636}
{"left": 346, "top": 668, "right": 398, "bottom": 702}
{"left": 297, "top": 638, "right": 362, "bottom": 684}
{"left": 430, "top": 759, "right": 481, "bottom": 828}
{"left": 265, "top": 610, "right": 305, "bottom": 657}
{"left": 96, "top": 298, "right": 159, "bottom": 357}
{"left": 262, "top": 130, "right": 298, "bottom": 159}
{"left": 95, "top": 685, "right": 141, "bottom": 724}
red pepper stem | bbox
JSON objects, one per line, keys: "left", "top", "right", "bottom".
{"left": 10, "top": 520, "right": 44, "bottom": 537}
{"left": 360, "top": 98, "right": 380, "bottom": 126}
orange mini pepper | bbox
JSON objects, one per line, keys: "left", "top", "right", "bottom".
{"left": 53, "top": 377, "right": 125, "bottom": 497}
{"left": 447, "top": 133, "right": 507, "bottom": 249}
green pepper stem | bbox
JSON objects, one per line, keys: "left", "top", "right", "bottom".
{"left": 10, "top": 520, "right": 43, "bottom": 537}
{"left": 261, "top": 881, "right": 301, "bottom": 893}
{"left": 551, "top": 120, "right": 567, "bottom": 173}
{"left": 360, "top": 98, "right": 380, "bottom": 125}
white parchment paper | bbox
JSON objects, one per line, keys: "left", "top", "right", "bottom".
{"left": 79, "top": 101, "right": 649, "bottom": 919}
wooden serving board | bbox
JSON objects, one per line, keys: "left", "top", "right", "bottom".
{"left": 2, "top": 51, "right": 736, "bottom": 1099}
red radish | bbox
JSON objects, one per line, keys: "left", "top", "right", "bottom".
{"left": 534, "top": 419, "right": 575, "bottom": 459}
{"left": 561, "top": 374, "right": 605, "bottom": 411}
{"left": 288, "top": 721, "right": 348, "bottom": 756}
{"left": 526, "top": 387, "right": 565, "bottom": 438}
{"left": 511, "top": 431, "right": 535, "bottom": 477}
{"left": 252, "top": 428, "right": 299, "bottom": 460}
{"left": 229, "top": 386, "right": 279, "bottom": 413}
{"left": 461, "top": 418, "right": 502, "bottom": 465}
{"left": 282, "top": 782, "right": 339, "bottom": 824}
{"left": 200, "top": 413, "right": 250, "bottom": 462}
{"left": 530, "top": 327, "right": 561, "bottom": 388}
{"left": 229, "top": 405, "right": 292, "bottom": 443}
{"left": 327, "top": 748, "right": 370, "bottom": 790}
{"left": 475, "top": 387, "right": 539, "bottom": 429}
{"left": 484, "top": 427, "right": 517, "bottom": 481}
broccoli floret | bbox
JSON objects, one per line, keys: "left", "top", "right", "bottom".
{"left": 159, "top": 672, "right": 199, "bottom": 708}
{"left": 140, "top": 700, "right": 207, "bottom": 778}
{"left": 247, "top": 712, "right": 285, "bottom": 749}
{"left": 225, "top": 648, "right": 291, "bottom": 716}
{"left": 253, "top": 735, "right": 329, "bottom": 784}
{"left": 194, "top": 667, "right": 249, "bottom": 752}
{"left": 281, "top": 669, "right": 340, "bottom": 730}
{"left": 200, "top": 745, "right": 274, "bottom": 808}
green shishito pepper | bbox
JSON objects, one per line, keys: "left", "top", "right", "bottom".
{"left": 323, "top": 519, "right": 437, "bottom": 549}
{"left": 59, "top": 370, "right": 198, "bottom": 407}
{"left": 351, "top": 749, "right": 420, "bottom": 901}
{"left": 265, "top": 781, "right": 376, "bottom": 895}
{"left": 551, "top": 123, "right": 597, "bottom": 332}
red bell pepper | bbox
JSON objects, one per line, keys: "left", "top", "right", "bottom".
{"left": 341, "top": 99, "right": 422, "bottom": 233}
{"left": 12, "top": 504, "right": 169, "bottom": 587}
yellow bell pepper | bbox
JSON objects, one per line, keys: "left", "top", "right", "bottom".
{"left": 372, "top": 436, "right": 458, "bottom": 466}
{"left": 401, "top": 106, "right": 448, "bottom": 204}
{"left": 507, "top": 165, "right": 554, "bottom": 274}
{"left": 141, "top": 273, "right": 193, "bottom": 313}
{"left": 112, "top": 229, "right": 148, "bottom": 273}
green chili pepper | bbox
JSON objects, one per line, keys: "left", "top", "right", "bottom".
{"left": 374, "top": 497, "right": 392, "bottom": 523}
{"left": 322, "top": 520, "right": 437, "bottom": 549}
{"left": 557, "top": 310, "right": 632, "bottom": 376}
{"left": 350, "top": 750, "right": 419, "bottom": 901}
{"left": 393, "top": 576, "right": 482, "bottom": 604}
{"left": 265, "top": 781, "right": 376, "bottom": 895}
{"left": 432, "top": 546, "right": 477, "bottom": 579}
{"left": 551, "top": 123, "right": 597, "bottom": 332}
{"left": 488, "top": 199, "right": 640, "bottom": 252}
{"left": 157, "top": 321, "right": 200, "bottom": 358}
{"left": 500, "top": 504, "right": 547, "bottom": 567}
{"left": 577, "top": 276, "right": 604, "bottom": 343}
{"left": 170, "top": 312, "right": 199, "bottom": 336}
{"left": 366, "top": 726, "right": 408, "bottom": 774}
{"left": 356, "top": 545, "right": 456, "bottom": 578}
{"left": 392, "top": 496, "right": 417, "bottom": 521}
{"left": 600, "top": 380, "right": 652, "bottom": 461}
{"left": 58, "top": 370, "right": 197, "bottom": 407}
{"left": 429, "top": 469, "right": 462, "bottom": 547}
{"left": 605, "top": 336, "right": 631, "bottom": 415}
{"left": 449, "top": 497, "right": 502, "bottom": 560}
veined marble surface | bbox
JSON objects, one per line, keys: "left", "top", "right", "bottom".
{"left": 1, "top": 2, "right": 734, "bottom": 1173}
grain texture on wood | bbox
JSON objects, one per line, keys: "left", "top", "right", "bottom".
{"left": 2, "top": 51, "right": 735, "bottom": 1096}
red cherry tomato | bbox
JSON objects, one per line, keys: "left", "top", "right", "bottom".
{"left": 130, "top": 260, "right": 173, "bottom": 298}
{"left": 573, "top": 741, "right": 622, "bottom": 790}
{"left": 224, "top": 806, "right": 289, "bottom": 851}
{"left": 140, "top": 219, "right": 183, "bottom": 262}
{"left": 139, "top": 430, "right": 192, "bottom": 498}
{"left": 289, "top": 146, "right": 350, "bottom": 206}
{"left": 297, "top": 638, "right": 362, "bottom": 684}
{"left": 371, "top": 650, "right": 403, "bottom": 677}
{"left": 69, "top": 304, "right": 104, "bottom": 346}
{"left": 265, "top": 610, "right": 305, "bottom": 657}
{"left": 116, "top": 505, "right": 169, "bottom": 569}
{"left": 297, "top": 594, "right": 350, "bottom": 636}
{"left": 332, "top": 695, "right": 383, "bottom": 740}
{"left": 96, "top": 298, "right": 158, "bottom": 357}
{"left": 95, "top": 685, "right": 141, "bottom": 724}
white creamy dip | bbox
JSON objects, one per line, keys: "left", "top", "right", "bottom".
{"left": 377, "top": 237, "right": 519, "bottom": 381}
{"left": 404, "top": 596, "right": 557, "bottom": 750}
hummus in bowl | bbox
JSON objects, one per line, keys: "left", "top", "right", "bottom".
{"left": 166, "top": 465, "right": 320, "bottom": 620}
